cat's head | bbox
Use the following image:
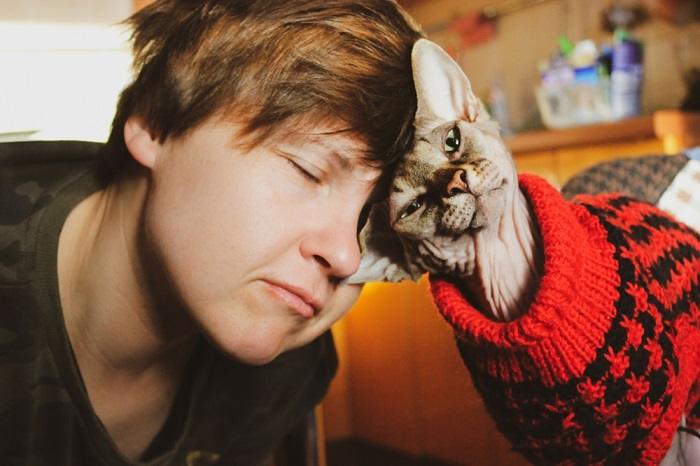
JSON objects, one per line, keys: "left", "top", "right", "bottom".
{"left": 346, "top": 39, "right": 518, "bottom": 284}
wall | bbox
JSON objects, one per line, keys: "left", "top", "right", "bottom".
{"left": 0, "top": 0, "right": 130, "bottom": 24}
{"left": 0, "top": 1, "right": 133, "bottom": 142}
{"left": 402, "top": 0, "right": 700, "bottom": 132}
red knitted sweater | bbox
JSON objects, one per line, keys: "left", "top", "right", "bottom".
{"left": 430, "top": 174, "right": 700, "bottom": 465}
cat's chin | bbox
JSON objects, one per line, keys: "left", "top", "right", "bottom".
{"left": 470, "top": 183, "right": 507, "bottom": 230}
{"left": 412, "top": 233, "right": 477, "bottom": 278}
{"left": 449, "top": 214, "right": 486, "bottom": 233}
{"left": 468, "top": 219, "right": 486, "bottom": 231}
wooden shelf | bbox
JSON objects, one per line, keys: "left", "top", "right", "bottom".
{"left": 505, "top": 115, "right": 656, "bottom": 154}
{"left": 506, "top": 110, "right": 700, "bottom": 156}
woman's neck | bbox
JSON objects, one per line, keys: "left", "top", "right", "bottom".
{"left": 59, "top": 169, "right": 197, "bottom": 371}
{"left": 57, "top": 169, "right": 198, "bottom": 458}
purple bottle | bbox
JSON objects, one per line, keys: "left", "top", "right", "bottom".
{"left": 611, "top": 38, "right": 644, "bottom": 119}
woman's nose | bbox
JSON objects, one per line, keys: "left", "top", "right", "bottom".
{"left": 300, "top": 210, "right": 362, "bottom": 279}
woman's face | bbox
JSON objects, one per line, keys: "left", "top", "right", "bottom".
{"left": 142, "top": 118, "right": 379, "bottom": 364}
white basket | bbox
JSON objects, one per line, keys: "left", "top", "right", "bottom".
{"left": 535, "top": 80, "right": 614, "bottom": 129}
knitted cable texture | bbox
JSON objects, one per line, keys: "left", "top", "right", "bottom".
{"left": 430, "top": 174, "right": 700, "bottom": 465}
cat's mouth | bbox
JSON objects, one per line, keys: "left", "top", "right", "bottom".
{"left": 440, "top": 178, "right": 505, "bottom": 233}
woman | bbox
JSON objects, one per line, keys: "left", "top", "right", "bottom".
{"left": 0, "top": 1, "right": 422, "bottom": 464}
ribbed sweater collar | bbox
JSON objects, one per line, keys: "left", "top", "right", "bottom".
{"left": 430, "top": 174, "right": 620, "bottom": 387}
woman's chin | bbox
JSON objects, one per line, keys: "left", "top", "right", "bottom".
{"left": 203, "top": 323, "right": 291, "bottom": 366}
{"left": 230, "top": 340, "right": 288, "bottom": 366}
{"left": 235, "top": 348, "right": 284, "bottom": 366}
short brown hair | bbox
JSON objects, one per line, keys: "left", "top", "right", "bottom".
{"left": 104, "top": 0, "right": 422, "bottom": 177}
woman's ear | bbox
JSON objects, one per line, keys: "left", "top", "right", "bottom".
{"left": 124, "top": 116, "right": 160, "bottom": 169}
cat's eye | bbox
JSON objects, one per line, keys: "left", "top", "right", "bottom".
{"left": 400, "top": 198, "right": 423, "bottom": 219}
{"left": 444, "top": 126, "right": 461, "bottom": 154}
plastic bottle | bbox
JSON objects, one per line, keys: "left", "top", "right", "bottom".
{"left": 610, "top": 30, "right": 644, "bottom": 119}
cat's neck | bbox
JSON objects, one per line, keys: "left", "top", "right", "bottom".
{"left": 463, "top": 186, "right": 543, "bottom": 322}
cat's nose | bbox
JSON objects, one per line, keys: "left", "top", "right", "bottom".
{"left": 446, "top": 169, "right": 468, "bottom": 196}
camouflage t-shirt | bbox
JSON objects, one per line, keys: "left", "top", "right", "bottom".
{"left": 0, "top": 141, "right": 337, "bottom": 466}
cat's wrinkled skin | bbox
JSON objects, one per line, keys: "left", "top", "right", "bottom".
{"left": 346, "top": 38, "right": 542, "bottom": 323}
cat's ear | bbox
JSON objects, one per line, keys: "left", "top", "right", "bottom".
{"left": 411, "top": 39, "right": 480, "bottom": 129}
{"left": 344, "top": 203, "right": 423, "bottom": 284}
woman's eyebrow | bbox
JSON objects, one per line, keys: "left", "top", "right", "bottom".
{"left": 326, "top": 148, "right": 353, "bottom": 171}
{"left": 286, "top": 129, "right": 369, "bottom": 172}
{"left": 303, "top": 136, "right": 357, "bottom": 171}
{"left": 286, "top": 142, "right": 352, "bottom": 171}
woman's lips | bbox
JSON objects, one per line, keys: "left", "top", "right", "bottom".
{"left": 265, "top": 282, "right": 317, "bottom": 319}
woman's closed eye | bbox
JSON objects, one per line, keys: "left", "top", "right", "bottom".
{"left": 286, "top": 158, "right": 321, "bottom": 183}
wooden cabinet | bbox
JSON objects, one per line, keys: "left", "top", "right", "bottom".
{"left": 323, "top": 110, "right": 700, "bottom": 466}
{"left": 508, "top": 110, "right": 700, "bottom": 187}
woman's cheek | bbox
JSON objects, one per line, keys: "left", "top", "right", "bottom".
{"left": 331, "top": 284, "right": 364, "bottom": 317}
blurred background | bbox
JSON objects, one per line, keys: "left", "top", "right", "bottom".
{"left": 0, "top": 1, "right": 132, "bottom": 142}
{"left": 1, "top": 1, "right": 698, "bottom": 465}
{"left": 403, "top": 0, "right": 700, "bottom": 134}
